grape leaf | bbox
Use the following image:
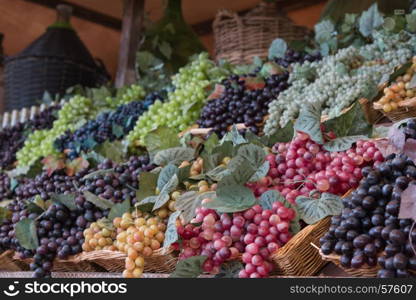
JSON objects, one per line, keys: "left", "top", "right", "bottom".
{"left": 50, "top": 193, "right": 77, "bottom": 211}
{"left": 259, "top": 62, "right": 285, "bottom": 77}
{"left": 0, "top": 207, "right": 11, "bottom": 224}
{"left": 359, "top": 3, "right": 384, "bottom": 37}
{"left": 15, "top": 218, "right": 39, "bottom": 250}
{"left": 41, "top": 155, "right": 65, "bottom": 177}
{"left": 177, "top": 164, "right": 191, "bottom": 183}
{"left": 206, "top": 165, "right": 228, "bottom": 182}
{"left": 169, "top": 256, "right": 207, "bottom": 278}
{"left": 203, "top": 133, "right": 219, "bottom": 154}
{"left": 406, "top": 13, "right": 416, "bottom": 33}
{"left": 135, "top": 196, "right": 157, "bottom": 212}
{"left": 214, "top": 261, "right": 243, "bottom": 278}
{"left": 163, "top": 211, "right": 181, "bottom": 248}
{"left": 143, "top": 127, "right": 180, "bottom": 154}
{"left": 409, "top": 73, "right": 416, "bottom": 89}
{"left": 244, "top": 77, "right": 265, "bottom": 90}
{"left": 208, "top": 84, "right": 225, "bottom": 100}
{"left": 315, "top": 20, "right": 335, "bottom": 43}
{"left": 294, "top": 103, "right": 324, "bottom": 144}
{"left": 83, "top": 191, "right": 114, "bottom": 210}
{"left": 268, "top": 38, "right": 288, "bottom": 60}
{"left": 296, "top": 193, "right": 343, "bottom": 224}
{"left": 249, "top": 161, "right": 270, "bottom": 182}
{"left": 204, "top": 184, "right": 256, "bottom": 213}
{"left": 323, "top": 135, "right": 367, "bottom": 152}
{"left": 82, "top": 168, "right": 114, "bottom": 180}
{"left": 220, "top": 125, "right": 247, "bottom": 146}
{"left": 157, "top": 164, "right": 179, "bottom": 191}
{"left": 108, "top": 199, "right": 131, "bottom": 221}
{"left": 399, "top": 184, "right": 416, "bottom": 221}
{"left": 136, "top": 172, "right": 158, "bottom": 202}
{"left": 65, "top": 157, "right": 89, "bottom": 177}
{"left": 175, "top": 191, "right": 216, "bottom": 224}
{"left": 153, "top": 147, "right": 195, "bottom": 166}
{"left": 112, "top": 124, "right": 124, "bottom": 138}
{"left": 152, "top": 175, "right": 178, "bottom": 211}
{"left": 265, "top": 121, "right": 294, "bottom": 146}
{"left": 95, "top": 141, "right": 125, "bottom": 164}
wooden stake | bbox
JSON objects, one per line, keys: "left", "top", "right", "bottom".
{"left": 115, "top": 0, "right": 145, "bottom": 88}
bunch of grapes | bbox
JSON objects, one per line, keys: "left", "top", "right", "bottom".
{"left": 247, "top": 132, "right": 384, "bottom": 204}
{"left": 82, "top": 221, "right": 117, "bottom": 252}
{"left": 177, "top": 198, "right": 297, "bottom": 278}
{"left": 196, "top": 72, "right": 289, "bottom": 137}
{"left": 17, "top": 85, "right": 146, "bottom": 167}
{"left": 0, "top": 105, "right": 60, "bottom": 169}
{"left": 127, "top": 53, "right": 229, "bottom": 146}
{"left": 264, "top": 33, "right": 416, "bottom": 134}
{"left": 398, "top": 118, "right": 416, "bottom": 140}
{"left": 104, "top": 84, "right": 146, "bottom": 109}
{"left": 54, "top": 92, "right": 165, "bottom": 159}
{"left": 374, "top": 56, "right": 416, "bottom": 112}
{"left": 0, "top": 173, "right": 13, "bottom": 201}
{"left": 320, "top": 153, "right": 416, "bottom": 278}
{"left": 274, "top": 48, "right": 322, "bottom": 68}
{"left": 113, "top": 211, "right": 168, "bottom": 278}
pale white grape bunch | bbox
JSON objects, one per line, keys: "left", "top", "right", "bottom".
{"left": 264, "top": 32, "right": 416, "bottom": 135}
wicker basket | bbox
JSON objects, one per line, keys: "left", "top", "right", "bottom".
{"left": 12, "top": 248, "right": 177, "bottom": 274}
{"left": 213, "top": 2, "right": 312, "bottom": 65}
{"left": 0, "top": 250, "right": 28, "bottom": 271}
{"left": 381, "top": 106, "right": 416, "bottom": 122}
{"left": 4, "top": 5, "right": 109, "bottom": 111}
{"left": 270, "top": 217, "right": 331, "bottom": 276}
{"left": 319, "top": 251, "right": 379, "bottom": 277}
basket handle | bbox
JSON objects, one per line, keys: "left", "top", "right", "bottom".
{"left": 56, "top": 4, "right": 73, "bottom": 23}
{"left": 213, "top": 9, "right": 244, "bottom": 62}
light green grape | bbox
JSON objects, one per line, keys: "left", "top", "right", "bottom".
{"left": 126, "top": 53, "right": 228, "bottom": 146}
{"left": 17, "top": 84, "right": 146, "bottom": 167}
{"left": 264, "top": 31, "right": 416, "bottom": 135}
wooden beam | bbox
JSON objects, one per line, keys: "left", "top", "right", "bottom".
{"left": 23, "top": 0, "right": 326, "bottom": 36}
{"left": 115, "top": 0, "right": 145, "bottom": 88}
{"left": 22, "top": 0, "right": 121, "bottom": 30}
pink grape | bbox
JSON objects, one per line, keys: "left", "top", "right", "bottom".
{"left": 246, "top": 243, "right": 259, "bottom": 255}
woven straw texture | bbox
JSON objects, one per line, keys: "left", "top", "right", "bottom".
{"left": 271, "top": 217, "right": 331, "bottom": 276}
{"left": 213, "top": 2, "right": 311, "bottom": 65}
{"left": 382, "top": 106, "right": 416, "bottom": 122}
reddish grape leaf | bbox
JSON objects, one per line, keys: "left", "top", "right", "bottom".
{"left": 374, "top": 138, "right": 398, "bottom": 158}
{"left": 42, "top": 155, "right": 65, "bottom": 177}
{"left": 260, "top": 62, "right": 285, "bottom": 77}
{"left": 403, "top": 138, "right": 416, "bottom": 162}
{"left": 207, "top": 84, "right": 225, "bottom": 100}
{"left": 243, "top": 77, "right": 265, "bottom": 90}
{"left": 399, "top": 184, "right": 416, "bottom": 221}
{"left": 388, "top": 125, "right": 406, "bottom": 151}
{"left": 65, "top": 157, "right": 90, "bottom": 177}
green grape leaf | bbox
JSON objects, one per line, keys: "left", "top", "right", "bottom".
{"left": 82, "top": 168, "right": 115, "bottom": 180}
{"left": 323, "top": 135, "right": 367, "bottom": 152}
{"left": 406, "top": 13, "right": 416, "bottom": 32}
{"left": 265, "top": 121, "right": 295, "bottom": 146}
{"left": 153, "top": 147, "right": 195, "bottom": 166}
{"left": 249, "top": 161, "right": 270, "bottom": 182}
{"left": 253, "top": 56, "right": 263, "bottom": 67}
{"left": 0, "top": 207, "right": 11, "bottom": 224}
{"left": 159, "top": 41, "right": 172, "bottom": 59}
{"left": 214, "top": 261, "right": 243, "bottom": 278}
{"left": 323, "top": 102, "right": 373, "bottom": 138}
{"left": 383, "top": 17, "right": 396, "bottom": 32}
{"left": 314, "top": 19, "right": 335, "bottom": 43}
{"left": 206, "top": 165, "right": 228, "bottom": 182}
{"left": 296, "top": 193, "right": 343, "bottom": 224}
{"left": 294, "top": 103, "right": 324, "bottom": 144}
{"left": 182, "top": 101, "right": 199, "bottom": 115}
{"left": 177, "top": 165, "right": 191, "bottom": 183}
{"left": 94, "top": 141, "right": 125, "bottom": 164}
{"left": 175, "top": 191, "right": 216, "bottom": 224}
{"left": 203, "top": 133, "right": 220, "bottom": 154}
{"left": 25, "top": 196, "right": 46, "bottom": 214}
{"left": 15, "top": 218, "right": 39, "bottom": 250}
{"left": 136, "top": 172, "right": 158, "bottom": 202}
{"left": 50, "top": 193, "right": 77, "bottom": 211}
{"left": 169, "top": 256, "right": 207, "bottom": 278}
{"left": 268, "top": 38, "right": 288, "bottom": 60}
{"left": 409, "top": 73, "right": 416, "bottom": 89}
{"left": 152, "top": 175, "right": 179, "bottom": 211}
{"left": 359, "top": 3, "right": 384, "bottom": 37}
{"left": 260, "top": 62, "right": 285, "bottom": 77}
{"left": 112, "top": 124, "right": 124, "bottom": 139}
{"left": 10, "top": 178, "right": 19, "bottom": 192}
{"left": 82, "top": 151, "right": 105, "bottom": 167}
{"left": 344, "top": 13, "right": 357, "bottom": 25}
{"left": 237, "top": 144, "right": 266, "bottom": 170}
{"left": 163, "top": 211, "right": 181, "bottom": 249}
{"left": 204, "top": 184, "right": 256, "bottom": 213}
{"left": 83, "top": 191, "right": 114, "bottom": 210}
{"left": 143, "top": 127, "right": 180, "bottom": 154}
{"left": 157, "top": 164, "right": 179, "bottom": 191}
{"left": 220, "top": 125, "right": 247, "bottom": 146}
{"left": 135, "top": 196, "right": 157, "bottom": 213}
{"left": 220, "top": 157, "right": 256, "bottom": 186}
{"left": 108, "top": 199, "right": 131, "bottom": 221}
